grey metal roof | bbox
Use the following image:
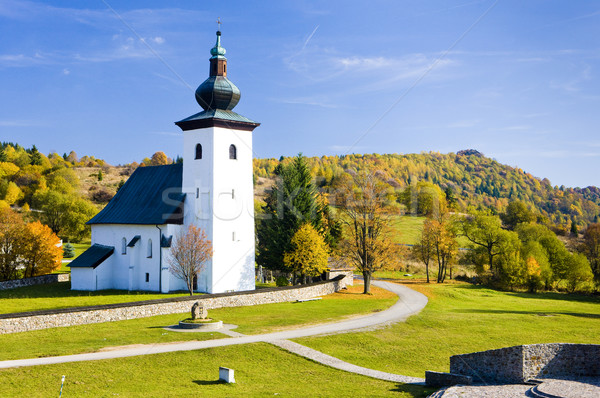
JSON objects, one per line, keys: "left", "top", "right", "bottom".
{"left": 68, "top": 244, "right": 114, "bottom": 268}
{"left": 175, "top": 109, "right": 259, "bottom": 132}
{"left": 177, "top": 109, "right": 257, "bottom": 124}
{"left": 87, "top": 164, "right": 185, "bottom": 225}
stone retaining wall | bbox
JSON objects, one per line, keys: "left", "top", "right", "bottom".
{"left": 0, "top": 274, "right": 352, "bottom": 334}
{"left": 0, "top": 273, "right": 70, "bottom": 291}
{"left": 449, "top": 343, "right": 600, "bottom": 383}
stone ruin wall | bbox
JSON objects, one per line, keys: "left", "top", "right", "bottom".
{"left": 449, "top": 343, "right": 600, "bottom": 383}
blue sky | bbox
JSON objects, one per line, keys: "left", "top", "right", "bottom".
{"left": 1, "top": 1, "right": 599, "bottom": 188}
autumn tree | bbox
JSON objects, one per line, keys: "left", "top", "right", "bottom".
{"left": 461, "top": 211, "right": 515, "bottom": 280}
{"left": 149, "top": 151, "right": 169, "bottom": 166}
{"left": 338, "top": 171, "right": 398, "bottom": 294}
{"left": 500, "top": 201, "right": 535, "bottom": 230}
{"left": 283, "top": 223, "right": 329, "bottom": 284}
{"left": 0, "top": 209, "right": 25, "bottom": 281}
{"left": 428, "top": 217, "right": 458, "bottom": 283}
{"left": 167, "top": 225, "right": 213, "bottom": 295}
{"left": 581, "top": 223, "right": 600, "bottom": 284}
{"left": 566, "top": 253, "right": 593, "bottom": 293}
{"left": 20, "top": 221, "right": 62, "bottom": 277}
{"left": 412, "top": 220, "right": 436, "bottom": 283}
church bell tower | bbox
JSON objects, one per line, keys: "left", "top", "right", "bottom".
{"left": 175, "top": 29, "right": 259, "bottom": 293}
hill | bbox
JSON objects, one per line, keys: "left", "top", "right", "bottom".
{"left": 254, "top": 150, "right": 600, "bottom": 230}
{"left": 2, "top": 142, "right": 599, "bottom": 236}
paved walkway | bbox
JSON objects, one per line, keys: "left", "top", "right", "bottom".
{"left": 0, "top": 280, "right": 428, "bottom": 384}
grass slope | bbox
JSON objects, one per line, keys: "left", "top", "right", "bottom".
{"left": 0, "top": 282, "right": 191, "bottom": 314}
{"left": 0, "top": 284, "right": 395, "bottom": 360}
{"left": 0, "top": 344, "right": 435, "bottom": 397}
{"left": 296, "top": 281, "right": 600, "bottom": 377}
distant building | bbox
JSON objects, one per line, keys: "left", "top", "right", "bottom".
{"left": 69, "top": 30, "right": 259, "bottom": 294}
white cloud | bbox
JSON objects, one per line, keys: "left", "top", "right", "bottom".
{"left": 62, "top": 68, "right": 70, "bottom": 75}
{"left": 152, "top": 36, "right": 165, "bottom": 45}
{"left": 0, "top": 120, "right": 45, "bottom": 127}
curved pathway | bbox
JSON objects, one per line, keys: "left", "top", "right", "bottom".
{"left": 0, "top": 280, "right": 428, "bottom": 383}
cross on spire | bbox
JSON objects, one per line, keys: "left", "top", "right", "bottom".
{"left": 217, "top": 17, "right": 222, "bottom": 32}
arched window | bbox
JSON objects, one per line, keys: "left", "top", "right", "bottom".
{"left": 121, "top": 238, "right": 127, "bottom": 255}
{"left": 229, "top": 144, "right": 237, "bottom": 160}
{"left": 147, "top": 239, "right": 152, "bottom": 258}
{"left": 195, "top": 144, "right": 202, "bottom": 160}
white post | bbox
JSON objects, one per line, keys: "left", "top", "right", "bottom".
{"left": 219, "top": 367, "right": 235, "bottom": 383}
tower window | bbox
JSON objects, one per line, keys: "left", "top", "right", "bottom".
{"left": 121, "top": 238, "right": 127, "bottom": 255}
{"left": 195, "top": 144, "right": 202, "bottom": 160}
{"left": 145, "top": 273, "right": 150, "bottom": 283}
{"left": 196, "top": 188, "right": 199, "bottom": 199}
{"left": 147, "top": 239, "right": 153, "bottom": 258}
{"left": 229, "top": 144, "right": 237, "bottom": 160}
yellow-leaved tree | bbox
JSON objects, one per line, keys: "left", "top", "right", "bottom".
{"left": 283, "top": 223, "right": 329, "bottom": 284}
{"left": 21, "top": 221, "right": 62, "bottom": 277}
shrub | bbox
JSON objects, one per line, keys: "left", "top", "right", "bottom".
{"left": 275, "top": 276, "right": 289, "bottom": 287}
{"left": 63, "top": 242, "right": 75, "bottom": 258}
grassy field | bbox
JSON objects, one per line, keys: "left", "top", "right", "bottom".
{"left": 0, "top": 284, "right": 396, "bottom": 360}
{"left": 388, "top": 215, "right": 470, "bottom": 247}
{"left": 1, "top": 281, "right": 598, "bottom": 396}
{"left": 0, "top": 343, "right": 435, "bottom": 397}
{"left": 0, "top": 282, "right": 191, "bottom": 314}
{"left": 297, "top": 280, "right": 600, "bottom": 377}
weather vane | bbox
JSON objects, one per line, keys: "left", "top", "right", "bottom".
{"left": 217, "top": 17, "right": 222, "bottom": 32}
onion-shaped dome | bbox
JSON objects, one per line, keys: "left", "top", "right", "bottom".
{"left": 195, "top": 76, "right": 241, "bottom": 111}
{"left": 195, "top": 31, "right": 241, "bottom": 111}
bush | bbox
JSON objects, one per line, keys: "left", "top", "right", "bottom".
{"left": 275, "top": 276, "right": 290, "bottom": 287}
{"left": 63, "top": 242, "right": 75, "bottom": 258}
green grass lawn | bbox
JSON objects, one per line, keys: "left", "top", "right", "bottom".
{"left": 0, "top": 282, "right": 191, "bottom": 314}
{"left": 0, "top": 284, "right": 396, "bottom": 360}
{"left": 0, "top": 312, "right": 225, "bottom": 361}
{"left": 296, "top": 281, "right": 600, "bottom": 377}
{"left": 0, "top": 343, "right": 435, "bottom": 397}
{"left": 209, "top": 284, "right": 397, "bottom": 335}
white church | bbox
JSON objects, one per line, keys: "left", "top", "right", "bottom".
{"left": 69, "top": 30, "right": 258, "bottom": 294}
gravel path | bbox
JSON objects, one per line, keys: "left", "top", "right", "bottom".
{"left": 0, "top": 279, "right": 428, "bottom": 387}
{"left": 270, "top": 339, "right": 424, "bottom": 384}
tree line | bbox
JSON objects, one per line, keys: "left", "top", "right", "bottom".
{"left": 254, "top": 150, "right": 600, "bottom": 232}
{"left": 256, "top": 154, "right": 599, "bottom": 294}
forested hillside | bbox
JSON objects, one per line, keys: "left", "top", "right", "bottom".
{"left": 254, "top": 150, "right": 600, "bottom": 230}
{"left": 2, "top": 141, "right": 599, "bottom": 241}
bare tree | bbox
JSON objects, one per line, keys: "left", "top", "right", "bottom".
{"left": 167, "top": 225, "right": 213, "bottom": 295}
{"left": 337, "top": 171, "right": 399, "bottom": 294}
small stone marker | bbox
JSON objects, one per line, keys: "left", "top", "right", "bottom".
{"left": 191, "top": 302, "right": 208, "bottom": 320}
{"left": 219, "top": 367, "right": 235, "bottom": 383}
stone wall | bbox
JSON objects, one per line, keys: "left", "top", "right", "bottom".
{"left": 0, "top": 273, "right": 352, "bottom": 334}
{"left": 327, "top": 269, "right": 354, "bottom": 286}
{"left": 449, "top": 343, "right": 600, "bottom": 383}
{"left": 0, "top": 273, "right": 70, "bottom": 291}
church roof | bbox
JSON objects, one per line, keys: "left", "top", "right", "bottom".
{"left": 68, "top": 244, "right": 114, "bottom": 268}
{"left": 175, "top": 108, "right": 259, "bottom": 131}
{"left": 88, "top": 163, "right": 185, "bottom": 225}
